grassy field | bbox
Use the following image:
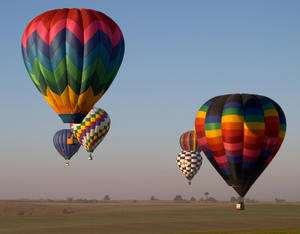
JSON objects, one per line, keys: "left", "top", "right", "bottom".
{"left": 0, "top": 201, "right": 299, "bottom": 234}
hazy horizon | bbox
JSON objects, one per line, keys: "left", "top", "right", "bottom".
{"left": 0, "top": 0, "right": 299, "bottom": 202}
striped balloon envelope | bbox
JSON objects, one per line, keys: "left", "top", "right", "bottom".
{"left": 22, "top": 8, "right": 125, "bottom": 123}
{"left": 71, "top": 107, "right": 110, "bottom": 159}
{"left": 53, "top": 129, "right": 81, "bottom": 164}
{"left": 195, "top": 93, "right": 286, "bottom": 197}
{"left": 179, "top": 131, "right": 201, "bottom": 152}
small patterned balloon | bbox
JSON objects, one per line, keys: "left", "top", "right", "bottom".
{"left": 71, "top": 107, "right": 110, "bottom": 158}
{"left": 176, "top": 150, "right": 202, "bottom": 184}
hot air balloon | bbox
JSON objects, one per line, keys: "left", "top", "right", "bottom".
{"left": 71, "top": 107, "right": 110, "bottom": 160}
{"left": 195, "top": 93, "right": 286, "bottom": 209}
{"left": 53, "top": 129, "right": 81, "bottom": 166}
{"left": 22, "top": 8, "right": 125, "bottom": 123}
{"left": 180, "top": 130, "right": 201, "bottom": 152}
{"left": 176, "top": 151, "right": 202, "bottom": 185}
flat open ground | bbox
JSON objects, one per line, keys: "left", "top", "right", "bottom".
{"left": 0, "top": 201, "right": 299, "bottom": 234}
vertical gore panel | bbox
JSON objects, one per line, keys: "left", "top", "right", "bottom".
{"left": 242, "top": 94, "right": 265, "bottom": 168}
{"left": 205, "top": 96, "right": 230, "bottom": 175}
{"left": 221, "top": 94, "right": 244, "bottom": 181}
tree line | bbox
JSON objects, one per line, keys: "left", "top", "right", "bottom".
{"left": 11, "top": 194, "right": 288, "bottom": 203}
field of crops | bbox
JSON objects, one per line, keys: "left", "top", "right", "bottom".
{"left": 0, "top": 201, "right": 299, "bottom": 234}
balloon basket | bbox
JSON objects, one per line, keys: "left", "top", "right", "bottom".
{"left": 236, "top": 201, "right": 245, "bottom": 210}
{"left": 188, "top": 181, "right": 191, "bottom": 185}
{"left": 88, "top": 154, "right": 93, "bottom": 160}
{"left": 65, "top": 161, "right": 70, "bottom": 166}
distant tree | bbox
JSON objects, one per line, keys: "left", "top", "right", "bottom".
{"left": 206, "top": 197, "right": 218, "bottom": 203}
{"left": 76, "top": 198, "right": 88, "bottom": 203}
{"left": 230, "top": 196, "right": 237, "bottom": 202}
{"left": 103, "top": 195, "right": 111, "bottom": 201}
{"left": 199, "top": 197, "right": 204, "bottom": 201}
{"left": 174, "top": 195, "right": 184, "bottom": 201}
{"left": 190, "top": 197, "right": 196, "bottom": 201}
{"left": 204, "top": 192, "right": 209, "bottom": 200}
{"left": 66, "top": 197, "right": 73, "bottom": 203}
{"left": 245, "top": 198, "right": 257, "bottom": 203}
{"left": 275, "top": 198, "right": 286, "bottom": 203}
{"left": 150, "top": 195, "right": 158, "bottom": 201}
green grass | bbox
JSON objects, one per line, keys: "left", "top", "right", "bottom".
{"left": 0, "top": 201, "right": 299, "bottom": 234}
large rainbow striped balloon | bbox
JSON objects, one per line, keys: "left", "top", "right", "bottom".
{"left": 195, "top": 93, "right": 286, "bottom": 197}
{"left": 22, "top": 9, "right": 125, "bottom": 123}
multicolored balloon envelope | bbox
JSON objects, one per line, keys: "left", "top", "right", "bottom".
{"left": 176, "top": 150, "right": 202, "bottom": 185}
{"left": 21, "top": 8, "right": 125, "bottom": 123}
{"left": 53, "top": 129, "right": 81, "bottom": 163}
{"left": 71, "top": 107, "right": 110, "bottom": 159}
{"left": 195, "top": 93, "right": 286, "bottom": 197}
{"left": 179, "top": 130, "right": 201, "bottom": 152}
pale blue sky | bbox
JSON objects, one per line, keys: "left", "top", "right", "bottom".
{"left": 0, "top": 0, "right": 299, "bottom": 201}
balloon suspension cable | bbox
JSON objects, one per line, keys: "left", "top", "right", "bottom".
{"left": 88, "top": 154, "right": 93, "bottom": 160}
{"left": 65, "top": 161, "right": 70, "bottom": 166}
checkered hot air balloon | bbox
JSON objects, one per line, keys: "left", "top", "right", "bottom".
{"left": 176, "top": 150, "right": 202, "bottom": 185}
{"left": 195, "top": 93, "right": 286, "bottom": 198}
{"left": 53, "top": 129, "right": 81, "bottom": 166}
{"left": 179, "top": 131, "right": 201, "bottom": 152}
{"left": 71, "top": 107, "right": 110, "bottom": 160}
{"left": 22, "top": 8, "right": 125, "bottom": 123}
